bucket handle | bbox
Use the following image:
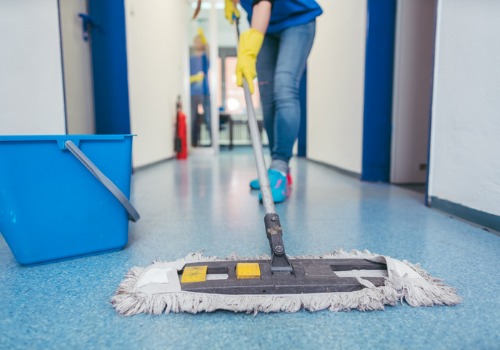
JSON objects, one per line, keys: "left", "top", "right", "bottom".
{"left": 65, "top": 140, "right": 140, "bottom": 222}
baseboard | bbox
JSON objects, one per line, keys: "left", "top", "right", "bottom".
{"left": 307, "top": 159, "right": 361, "bottom": 179}
{"left": 429, "top": 196, "right": 500, "bottom": 235}
{"left": 133, "top": 156, "right": 175, "bottom": 172}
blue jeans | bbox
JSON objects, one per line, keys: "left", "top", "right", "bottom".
{"left": 256, "top": 20, "right": 316, "bottom": 163}
{"left": 191, "top": 94, "right": 211, "bottom": 146}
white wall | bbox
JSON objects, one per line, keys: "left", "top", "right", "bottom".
{"left": 0, "top": 0, "right": 66, "bottom": 135}
{"left": 428, "top": 0, "right": 500, "bottom": 216}
{"left": 307, "top": 0, "right": 367, "bottom": 174}
{"left": 391, "top": 0, "right": 436, "bottom": 184}
{"left": 125, "top": 0, "right": 189, "bottom": 167}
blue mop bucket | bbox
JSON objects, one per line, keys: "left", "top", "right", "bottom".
{"left": 0, "top": 135, "right": 140, "bottom": 265}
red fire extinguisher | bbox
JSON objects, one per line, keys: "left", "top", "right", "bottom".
{"left": 175, "top": 96, "right": 188, "bottom": 160}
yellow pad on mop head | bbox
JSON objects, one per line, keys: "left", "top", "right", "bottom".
{"left": 236, "top": 263, "right": 261, "bottom": 279}
{"left": 181, "top": 265, "right": 208, "bottom": 283}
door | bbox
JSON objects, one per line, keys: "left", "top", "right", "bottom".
{"left": 58, "top": 0, "right": 95, "bottom": 134}
{"left": 188, "top": 0, "right": 221, "bottom": 155}
{"left": 390, "top": 0, "right": 436, "bottom": 184}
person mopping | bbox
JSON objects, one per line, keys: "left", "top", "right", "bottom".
{"left": 190, "top": 28, "right": 212, "bottom": 147}
{"left": 225, "top": 0, "right": 322, "bottom": 203}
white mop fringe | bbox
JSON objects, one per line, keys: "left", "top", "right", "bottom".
{"left": 111, "top": 250, "right": 461, "bottom": 315}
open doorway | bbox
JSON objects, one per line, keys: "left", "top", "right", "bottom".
{"left": 391, "top": 0, "right": 437, "bottom": 194}
{"left": 58, "top": 0, "right": 95, "bottom": 134}
{"left": 188, "top": 0, "right": 266, "bottom": 153}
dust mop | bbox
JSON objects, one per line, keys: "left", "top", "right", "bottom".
{"left": 111, "top": 19, "right": 460, "bottom": 315}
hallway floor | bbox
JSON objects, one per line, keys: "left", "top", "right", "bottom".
{"left": 1, "top": 150, "right": 499, "bottom": 349}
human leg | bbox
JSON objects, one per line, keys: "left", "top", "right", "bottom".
{"left": 249, "top": 33, "right": 280, "bottom": 191}
{"left": 272, "top": 21, "right": 316, "bottom": 168}
{"left": 256, "top": 33, "right": 279, "bottom": 152}
{"left": 202, "top": 94, "right": 212, "bottom": 143}
{"left": 191, "top": 95, "right": 202, "bottom": 146}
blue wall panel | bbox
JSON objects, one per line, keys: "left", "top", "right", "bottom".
{"left": 88, "top": 0, "right": 130, "bottom": 134}
{"left": 298, "top": 68, "right": 307, "bottom": 158}
{"left": 361, "top": 0, "right": 397, "bottom": 182}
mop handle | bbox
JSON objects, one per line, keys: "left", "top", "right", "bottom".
{"left": 235, "top": 18, "right": 276, "bottom": 215}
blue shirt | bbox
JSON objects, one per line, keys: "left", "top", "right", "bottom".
{"left": 240, "top": 0, "right": 322, "bottom": 34}
{"left": 190, "top": 53, "right": 210, "bottom": 96}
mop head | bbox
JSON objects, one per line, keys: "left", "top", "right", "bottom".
{"left": 111, "top": 250, "right": 461, "bottom": 315}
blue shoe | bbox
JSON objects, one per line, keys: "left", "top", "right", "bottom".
{"left": 249, "top": 178, "right": 260, "bottom": 190}
{"left": 250, "top": 171, "right": 292, "bottom": 190}
{"left": 258, "top": 169, "right": 288, "bottom": 203}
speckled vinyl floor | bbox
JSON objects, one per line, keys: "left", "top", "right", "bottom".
{"left": 1, "top": 150, "right": 499, "bottom": 350}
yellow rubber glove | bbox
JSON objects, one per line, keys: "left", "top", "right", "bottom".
{"left": 225, "top": 0, "right": 240, "bottom": 24}
{"left": 197, "top": 28, "right": 207, "bottom": 45}
{"left": 190, "top": 72, "right": 204, "bottom": 84}
{"left": 236, "top": 29, "right": 264, "bottom": 94}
